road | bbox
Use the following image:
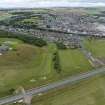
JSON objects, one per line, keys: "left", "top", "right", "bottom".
{"left": 0, "top": 26, "right": 104, "bottom": 38}
{"left": 0, "top": 67, "right": 105, "bottom": 105}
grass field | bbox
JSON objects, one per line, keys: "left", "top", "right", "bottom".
{"left": 10, "top": 75, "right": 105, "bottom": 105}
{"left": 8, "top": 38, "right": 105, "bottom": 105}
{"left": 1, "top": 37, "right": 105, "bottom": 105}
{"left": 0, "top": 37, "right": 93, "bottom": 97}
{"left": 59, "top": 49, "right": 93, "bottom": 76}
{"left": 18, "top": 17, "right": 40, "bottom": 25}
{"left": 84, "top": 38, "right": 105, "bottom": 58}
{"left": 30, "top": 75, "right": 105, "bottom": 105}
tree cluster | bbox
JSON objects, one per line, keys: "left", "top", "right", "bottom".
{"left": 0, "top": 30, "right": 47, "bottom": 47}
{"left": 53, "top": 51, "right": 61, "bottom": 73}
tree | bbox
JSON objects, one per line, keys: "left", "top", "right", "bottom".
{"left": 56, "top": 42, "right": 67, "bottom": 49}
{"left": 9, "top": 88, "right": 15, "bottom": 94}
{"left": 0, "top": 31, "right": 47, "bottom": 47}
{"left": 53, "top": 51, "right": 61, "bottom": 73}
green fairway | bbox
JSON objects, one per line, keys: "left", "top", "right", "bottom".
{"left": 59, "top": 49, "right": 93, "bottom": 76}
{"left": 84, "top": 38, "right": 105, "bottom": 58}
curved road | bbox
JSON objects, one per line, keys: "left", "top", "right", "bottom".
{"left": 0, "top": 67, "right": 105, "bottom": 105}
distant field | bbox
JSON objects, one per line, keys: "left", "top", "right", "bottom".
{"left": 0, "top": 12, "right": 11, "bottom": 21}
{"left": 0, "top": 37, "right": 93, "bottom": 97}
{"left": 83, "top": 7, "right": 105, "bottom": 15}
{"left": 52, "top": 7, "right": 104, "bottom": 15}
{"left": 18, "top": 16, "right": 41, "bottom": 25}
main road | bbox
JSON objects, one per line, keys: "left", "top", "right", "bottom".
{"left": 0, "top": 67, "right": 105, "bottom": 105}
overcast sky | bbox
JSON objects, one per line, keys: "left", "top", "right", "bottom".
{"left": 0, "top": 0, "right": 105, "bottom": 8}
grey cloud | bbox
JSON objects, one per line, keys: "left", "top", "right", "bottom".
{"left": 0, "top": 0, "right": 105, "bottom": 8}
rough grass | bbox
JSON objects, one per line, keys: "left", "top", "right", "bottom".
{"left": 30, "top": 75, "right": 105, "bottom": 105}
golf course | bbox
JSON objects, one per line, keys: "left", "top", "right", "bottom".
{"left": 0, "top": 32, "right": 94, "bottom": 98}
{"left": 0, "top": 32, "right": 105, "bottom": 105}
